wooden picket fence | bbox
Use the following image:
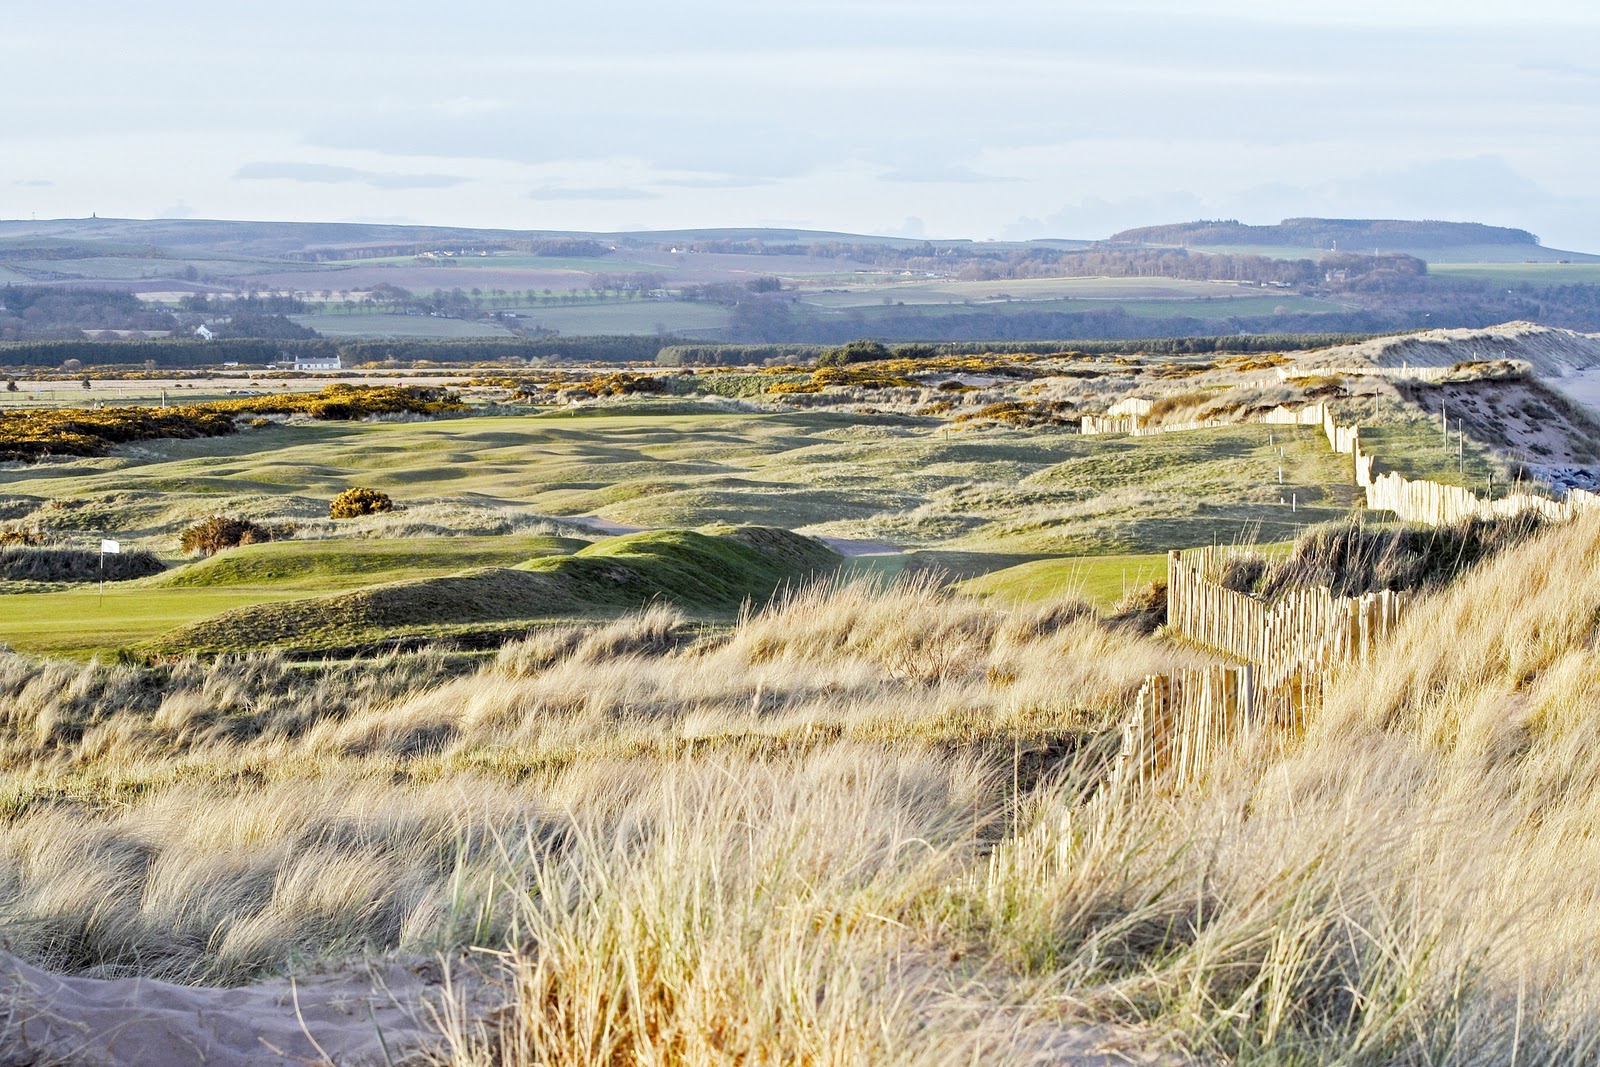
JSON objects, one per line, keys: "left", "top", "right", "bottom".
{"left": 1276, "top": 359, "right": 1530, "bottom": 383}
{"left": 1092, "top": 369, "right": 1600, "bottom": 793}
{"left": 1109, "top": 546, "right": 1405, "bottom": 794}
{"left": 1165, "top": 547, "right": 1402, "bottom": 683}
{"left": 1081, "top": 414, "right": 1229, "bottom": 436}
{"left": 1079, "top": 414, "right": 1142, "bottom": 435}
{"left": 1081, "top": 393, "right": 1600, "bottom": 527}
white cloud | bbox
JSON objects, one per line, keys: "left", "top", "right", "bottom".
{"left": 528, "top": 185, "right": 660, "bottom": 201}
{"left": 235, "top": 162, "right": 468, "bottom": 190}
{"left": 879, "top": 166, "right": 1020, "bottom": 185}
{"left": 0, "top": 4, "right": 1595, "bottom": 248}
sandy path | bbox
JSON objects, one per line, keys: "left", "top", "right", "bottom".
{"left": 0, "top": 951, "right": 491, "bottom": 1067}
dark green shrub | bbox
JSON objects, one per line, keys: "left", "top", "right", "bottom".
{"left": 817, "top": 339, "right": 890, "bottom": 367}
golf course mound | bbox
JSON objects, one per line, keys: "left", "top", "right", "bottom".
{"left": 154, "top": 534, "right": 590, "bottom": 589}
{"left": 154, "top": 526, "right": 840, "bottom": 653}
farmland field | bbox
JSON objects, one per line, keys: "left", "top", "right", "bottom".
{"left": 827, "top": 293, "right": 1346, "bottom": 322}
{"left": 799, "top": 275, "right": 1276, "bottom": 304}
{"left": 1429, "top": 261, "right": 1600, "bottom": 283}
{"left": 289, "top": 311, "right": 516, "bottom": 338}
{"left": 503, "top": 299, "right": 732, "bottom": 336}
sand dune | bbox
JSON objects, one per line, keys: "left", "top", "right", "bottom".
{"left": 0, "top": 951, "right": 491, "bottom": 1067}
{"left": 1303, "top": 321, "right": 1600, "bottom": 375}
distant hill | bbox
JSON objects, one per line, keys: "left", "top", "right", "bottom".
{"left": 0, "top": 218, "right": 975, "bottom": 259}
{"left": 1110, "top": 218, "right": 1542, "bottom": 251}
{"left": 4, "top": 215, "right": 1600, "bottom": 346}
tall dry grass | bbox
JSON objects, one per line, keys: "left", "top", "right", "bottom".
{"left": 432, "top": 514, "right": 1600, "bottom": 1064}
{"left": 10, "top": 514, "right": 1600, "bottom": 1063}
{"left": 0, "top": 578, "right": 1180, "bottom": 988}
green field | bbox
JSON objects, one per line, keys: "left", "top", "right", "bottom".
{"left": 290, "top": 312, "right": 515, "bottom": 338}
{"left": 322, "top": 253, "right": 665, "bottom": 273}
{"left": 0, "top": 401, "right": 1369, "bottom": 655}
{"left": 1429, "top": 262, "right": 1600, "bottom": 284}
{"left": 0, "top": 411, "right": 1361, "bottom": 553}
{"left": 835, "top": 294, "right": 1344, "bottom": 322}
{"left": 509, "top": 300, "right": 732, "bottom": 336}
{"left": 1357, "top": 418, "right": 1501, "bottom": 488}
{"left": 790, "top": 274, "right": 1348, "bottom": 325}
{"left": 956, "top": 551, "right": 1170, "bottom": 607}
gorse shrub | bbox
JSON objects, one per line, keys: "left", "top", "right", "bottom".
{"left": 329, "top": 487, "right": 394, "bottom": 519}
{"left": 179, "top": 515, "right": 271, "bottom": 556}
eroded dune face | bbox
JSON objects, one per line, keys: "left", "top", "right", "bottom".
{"left": 0, "top": 952, "right": 486, "bottom": 1067}
{"left": 1303, "top": 321, "right": 1600, "bottom": 376}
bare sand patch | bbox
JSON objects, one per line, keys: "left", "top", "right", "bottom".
{"left": 0, "top": 951, "right": 492, "bottom": 1067}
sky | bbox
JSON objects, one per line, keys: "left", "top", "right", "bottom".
{"left": 6, "top": 0, "right": 1600, "bottom": 249}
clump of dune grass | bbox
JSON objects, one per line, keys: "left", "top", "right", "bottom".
{"left": 1215, "top": 512, "right": 1546, "bottom": 599}
{"left": 0, "top": 544, "right": 165, "bottom": 583}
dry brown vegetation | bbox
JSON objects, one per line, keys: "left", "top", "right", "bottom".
{"left": 8, "top": 509, "right": 1600, "bottom": 1062}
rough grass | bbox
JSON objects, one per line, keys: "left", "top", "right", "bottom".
{"left": 1246, "top": 512, "right": 1548, "bottom": 598}
{"left": 0, "top": 579, "right": 1183, "bottom": 988}
{"left": 0, "top": 545, "right": 165, "bottom": 584}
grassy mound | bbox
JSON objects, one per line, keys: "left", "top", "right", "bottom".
{"left": 154, "top": 534, "right": 588, "bottom": 589}
{"left": 155, "top": 526, "right": 839, "bottom": 653}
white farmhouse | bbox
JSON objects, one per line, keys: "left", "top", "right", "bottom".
{"left": 292, "top": 354, "right": 343, "bottom": 372}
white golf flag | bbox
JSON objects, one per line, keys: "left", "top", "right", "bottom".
{"left": 100, "top": 539, "right": 121, "bottom": 554}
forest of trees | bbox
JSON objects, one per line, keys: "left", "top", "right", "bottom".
{"left": 0, "top": 286, "right": 178, "bottom": 340}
